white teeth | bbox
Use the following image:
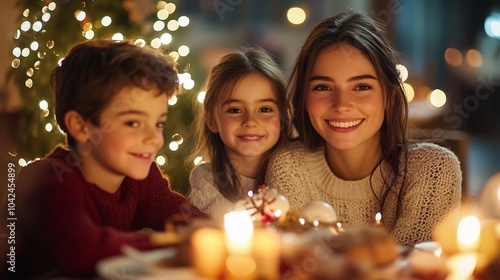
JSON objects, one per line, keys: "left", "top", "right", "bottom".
{"left": 242, "top": 136, "right": 259, "bottom": 140}
{"left": 328, "top": 120, "right": 362, "bottom": 128}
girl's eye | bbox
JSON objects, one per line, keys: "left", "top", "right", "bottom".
{"left": 156, "top": 122, "right": 166, "bottom": 128}
{"left": 227, "top": 108, "right": 242, "bottom": 114}
{"left": 125, "top": 121, "right": 139, "bottom": 127}
{"left": 259, "top": 107, "right": 274, "bottom": 113}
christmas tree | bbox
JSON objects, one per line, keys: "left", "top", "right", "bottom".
{"left": 9, "top": 0, "right": 200, "bottom": 194}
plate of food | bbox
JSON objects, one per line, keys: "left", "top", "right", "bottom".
{"left": 96, "top": 246, "right": 194, "bottom": 279}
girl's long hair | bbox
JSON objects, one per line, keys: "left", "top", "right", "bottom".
{"left": 189, "top": 46, "right": 291, "bottom": 201}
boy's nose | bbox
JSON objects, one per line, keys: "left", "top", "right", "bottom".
{"left": 144, "top": 126, "right": 163, "bottom": 147}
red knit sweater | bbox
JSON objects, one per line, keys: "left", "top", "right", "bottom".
{"left": 10, "top": 147, "right": 208, "bottom": 278}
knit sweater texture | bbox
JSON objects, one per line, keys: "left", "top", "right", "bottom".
{"left": 266, "top": 141, "right": 462, "bottom": 247}
{"left": 188, "top": 162, "right": 257, "bottom": 221}
{"left": 3, "top": 147, "right": 207, "bottom": 278}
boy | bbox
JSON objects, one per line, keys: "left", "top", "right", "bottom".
{"left": 3, "top": 40, "right": 208, "bottom": 279}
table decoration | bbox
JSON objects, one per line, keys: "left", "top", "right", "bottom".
{"left": 223, "top": 210, "right": 256, "bottom": 280}
{"left": 431, "top": 172, "right": 500, "bottom": 280}
{"left": 97, "top": 182, "right": 500, "bottom": 280}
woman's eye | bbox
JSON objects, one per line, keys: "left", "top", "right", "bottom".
{"left": 313, "top": 84, "right": 331, "bottom": 91}
{"left": 157, "top": 122, "right": 166, "bottom": 128}
{"left": 356, "top": 84, "right": 372, "bottom": 91}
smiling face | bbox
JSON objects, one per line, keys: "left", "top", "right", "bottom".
{"left": 306, "top": 43, "right": 385, "bottom": 154}
{"left": 78, "top": 86, "right": 168, "bottom": 189}
{"left": 210, "top": 72, "right": 281, "bottom": 164}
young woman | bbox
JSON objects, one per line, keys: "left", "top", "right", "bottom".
{"left": 188, "top": 47, "right": 291, "bottom": 220}
{"left": 266, "top": 12, "right": 462, "bottom": 247}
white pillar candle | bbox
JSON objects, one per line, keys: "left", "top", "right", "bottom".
{"left": 253, "top": 228, "right": 280, "bottom": 280}
{"left": 191, "top": 227, "right": 226, "bottom": 279}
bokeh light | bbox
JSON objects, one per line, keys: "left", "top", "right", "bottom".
{"left": 403, "top": 83, "right": 415, "bottom": 102}
{"left": 156, "top": 155, "right": 166, "bottom": 165}
{"left": 287, "top": 7, "right": 306, "bottom": 25}
{"left": 396, "top": 64, "right": 409, "bottom": 82}
{"left": 484, "top": 12, "right": 500, "bottom": 39}
{"left": 101, "top": 16, "right": 112, "bottom": 26}
{"left": 444, "top": 48, "right": 462, "bottom": 66}
{"left": 429, "top": 89, "right": 447, "bottom": 108}
{"left": 466, "top": 49, "right": 482, "bottom": 67}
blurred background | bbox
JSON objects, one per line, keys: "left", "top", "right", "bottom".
{"left": 1, "top": 0, "right": 499, "bottom": 202}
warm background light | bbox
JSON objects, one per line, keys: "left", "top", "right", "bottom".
{"left": 287, "top": 7, "right": 306, "bottom": 25}
{"left": 444, "top": 48, "right": 462, "bottom": 66}
{"left": 429, "top": 89, "right": 447, "bottom": 108}
{"left": 466, "top": 49, "right": 482, "bottom": 67}
{"left": 403, "top": 83, "right": 415, "bottom": 102}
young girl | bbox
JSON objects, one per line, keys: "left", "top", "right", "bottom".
{"left": 4, "top": 40, "right": 208, "bottom": 279}
{"left": 266, "top": 12, "right": 462, "bottom": 247}
{"left": 188, "top": 47, "right": 290, "bottom": 220}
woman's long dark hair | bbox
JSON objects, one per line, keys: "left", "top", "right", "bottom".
{"left": 288, "top": 12, "right": 409, "bottom": 227}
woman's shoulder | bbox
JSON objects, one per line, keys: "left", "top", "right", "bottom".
{"left": 408, "top": 142, "right": 460, "bottom": 164}
{"left": 268, "top": 141, "right": 326, "bottom": 177}
{"left": 272, "top": 140, "right": 315, "bottom": 161}
{"left": 406, "top": 142, "right": 462, "bottom": 180}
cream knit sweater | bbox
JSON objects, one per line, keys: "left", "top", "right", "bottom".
{"left": 188, "top": 163, "right": 257, "bottom": 221}
{"left": 266, "top": 141, "right": 462, "bottom": 247}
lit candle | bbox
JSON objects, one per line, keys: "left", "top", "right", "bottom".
{"left": 456, "top": 215, "right": 481, "bottom": 252}
{"left": 445, "top": 215, "right": 481, "bottom": 280}
{"left": 252, "top": 228, "right": 280, "bottom": 280}
{"left": 191, "top": 227, "right": 226, "bottom": 278}
{"left": 476, "top": 218, "right": 500, "bottom": 271}
{"left": 375, "top": 212, "right": 382, "bottom": 226}
{"left": 224, "top": 211, "right": 256, "bottom": 280}
{"left": 224, "top": 211, "right": 254, "bottom": 254}
{"left": 446, "top": 253, "right": 477, "bottom": 280}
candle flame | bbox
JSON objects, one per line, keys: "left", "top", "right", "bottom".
{"left": 457, "top": 215, "right": 481, "bottom": 246}
{"left": 224, "top": 211, "right": 253, "bottom": 243}
{"left": 247, "top": 190, "right": 253, "bottom": 197}
{"left": 375, "top": 212, "right": 381, "bottom": 222}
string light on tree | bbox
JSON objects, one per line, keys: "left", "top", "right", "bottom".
{"left": 10, "top": 1, "right": 199, "bottom": 194}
